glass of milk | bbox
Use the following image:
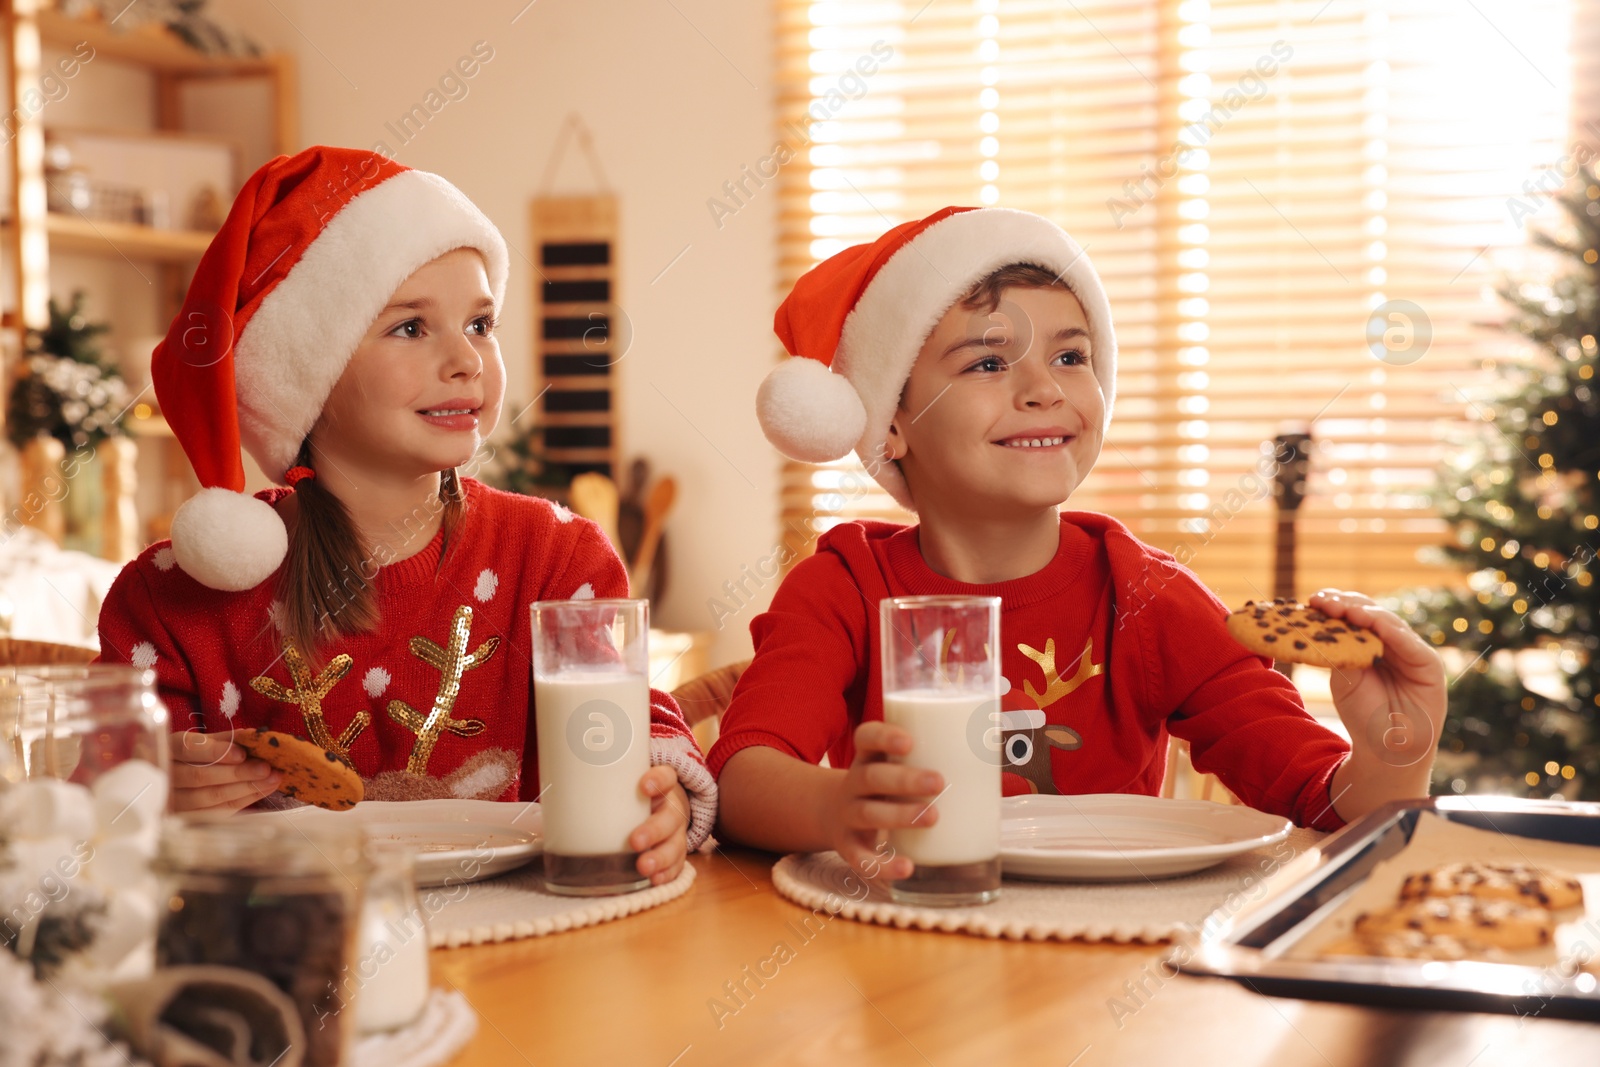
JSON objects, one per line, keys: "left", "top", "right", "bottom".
{"left": 531, "top": 598, "right": 653, "bottom": 896}
{"left": 879, "top": 595, "right": 1003, "bottom": 907}
{"left": 354, "top": 841, "right": 430, "bottom": 1034}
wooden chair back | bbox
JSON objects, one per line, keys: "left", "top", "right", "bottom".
{"left": 670, "top": 658, "right": 749, "bottom": 752}
{"left": 0, "top": 639, "right": 99, "bottom": 666}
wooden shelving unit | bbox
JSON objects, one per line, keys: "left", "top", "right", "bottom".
{"left": 2, "top": 215, "right": 216, "bottom": 261}
{"left": 1, "top": 0, "right": 296, "bottom": 559}
{"left": 36, "top": 8, "right": 285, "bottom": 76}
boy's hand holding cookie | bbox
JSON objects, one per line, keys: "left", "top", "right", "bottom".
{"left": 1225, "top": 591, "right": 1446, "bottom": 820}
{"left": 1308, "top": 589, "right": 1446, "bottom": 775}
{"left": 821, "top": 720, "right": 938, "bottom": 881}
{"left": 1229, "top": 591, "right": 1445, "bottom": 820}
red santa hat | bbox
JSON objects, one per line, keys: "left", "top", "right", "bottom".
{"left": 151, "top": 145, "right": 508, "bottom": 592}
{"left": 758, "top": 206, "right": 1116, "bottom": 510}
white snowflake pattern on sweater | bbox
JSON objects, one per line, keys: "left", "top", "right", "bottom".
{"left": 129, "top": 642, "right": 157, "bottom": 670}
{"left": 474, "top": 568, "right": 499, "bottom": 603}
{"left": 152, "top": 547, "right": 176, "bottom": 572}
{"left": 363, "top": 667, "right": 391, "bottom": 698}
{"left": 572, "top": 582, "right": 595, "bottom": 600}
{"left": 219, "top": 681, "right": 240, "bottom": 719}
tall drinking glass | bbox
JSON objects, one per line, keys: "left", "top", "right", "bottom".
{"left": 880, "top": 596, "right": 1002, "bottom": 906}
{"left": 531, "top": 599, "right": 652, "bottom": 896}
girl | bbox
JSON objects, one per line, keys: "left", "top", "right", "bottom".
{"left": 96, "top": 146, "right": 715, "bottom": 883}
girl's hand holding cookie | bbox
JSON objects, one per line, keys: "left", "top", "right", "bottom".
{"left": 168, "top": 730, "right": 282, "bottom": 813}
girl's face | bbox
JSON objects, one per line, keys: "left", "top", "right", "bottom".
{"left": 313, "top": 248, "right": 504, "bottom": 482}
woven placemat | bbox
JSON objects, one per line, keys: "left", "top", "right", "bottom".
{"left": 422, "top": 863, "right": 696, "bottom": 948}
{"left": 771, "top": 827, "right": 1324, "bottom": 943}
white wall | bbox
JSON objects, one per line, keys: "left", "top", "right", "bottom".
{"left": 52, "top": 0, "right": 786, "bottom": 666}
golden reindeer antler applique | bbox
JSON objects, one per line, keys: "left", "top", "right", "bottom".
{"left": 387, "top": 605, "right": 501, "bottom": 775}
{"left": 1017, "top": 637, "right": 1104, "bottom": 709}
{"left": 250, "top": 641, "right": 368, "bottom": 759}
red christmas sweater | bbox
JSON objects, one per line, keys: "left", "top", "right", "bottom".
{"left": 97, "top": 478, "right": 716, "bottom": 848}
{"left": 708, "top": 513, "right": 1351, "bottom": 831}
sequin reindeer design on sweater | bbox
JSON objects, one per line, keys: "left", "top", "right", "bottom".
{"left": 998, "top": 638, "right": 1104, "bottom": 794}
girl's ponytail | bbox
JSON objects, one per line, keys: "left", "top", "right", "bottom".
{"left": 275, "top": 444, "right": 466, "bottom": 668}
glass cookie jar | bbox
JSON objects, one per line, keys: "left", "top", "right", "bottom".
{"left": 0, "top": 663, "right": 169, "bottom": 792}
{"left": 0, "top": 665, "right": 170, "bottom": 984}
{"left": 155, "top": 818, "right": 370, "bottom": 1067}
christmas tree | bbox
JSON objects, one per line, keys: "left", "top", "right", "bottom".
{"left": 1398, "top": 165, "right": 1600, "bottom": 799}
{"left": 5, "top": 292, "right": 130, "bottom": 451}
{"left": 482, "top": 407, "right": 572, "bottom": 499}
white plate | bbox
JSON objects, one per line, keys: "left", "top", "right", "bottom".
{"left": 245, "top": 799, "right": 544, "bottom": 887}
{"left": 364, "top": 822, "right": 540, "bottom": 887}
{"left": 999, "top": 793, "right": 1291, "bottom": 882}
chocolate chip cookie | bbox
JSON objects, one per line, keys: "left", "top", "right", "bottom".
{"left": 1225, "top": 598, "right": 1385, "bottom": 669}
{"left": 1399, "top": 861, "right": 1583, "bottom": 910}
{"left": 1353, "top": 894, "right": 1553, "bottom": 950}
{"left": 231, "top": 728, "right": 363, "bottom": 811}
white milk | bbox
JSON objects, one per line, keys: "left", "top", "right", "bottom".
{"left": 354, "top": 898, "right": 430, "bottom": 1033}
{"left": 534, "top": 671, "right": 652, "bottom": 856}
{"left": 883, "top": 689, "right": 1001, "bottom": 866}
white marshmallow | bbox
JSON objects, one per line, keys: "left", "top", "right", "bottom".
{"left": 83, "top": 837, "right": 156, "bottom": 889}
{"left": 4, "top": 836, "right": 87, "bottom": 892}
{"left": 81, "top": 885, "right": 157, "bottom": 972}
{"left": 90, "top": 759, "right": 168, "bottom": 840}
{"left": 0, "top": 778, "right": 96, "bottom": 841}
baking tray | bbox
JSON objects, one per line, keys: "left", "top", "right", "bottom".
{"left": 1178, "top": 796, "right": 1600, "bottom": 1020}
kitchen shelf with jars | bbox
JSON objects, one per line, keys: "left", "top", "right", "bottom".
{"left": 0, "top": 0, "right": 296, "bottom": 563}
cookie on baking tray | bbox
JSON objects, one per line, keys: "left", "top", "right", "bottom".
{"left": 1224, "top": 598, "right": 1384, "bottom": 669}
{"left": 231, "top": 728, "right": 363, "bottom": 811}
{"left": 1399, "top": 861, "right": 1583, "bottom": 911}
{"left": 1321, "top": 929, "right": 1475, "bottom": 961}
{"left": 1352, "top": 894, "right": 1553, "bottom": 951}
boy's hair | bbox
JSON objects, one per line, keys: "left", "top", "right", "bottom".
{"left": 276, "top": 448, "right": 466, "bottom": 667}
{"left": 958, "top": 262, "right": 1072, "bottom": 313}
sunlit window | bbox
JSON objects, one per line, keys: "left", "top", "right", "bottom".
{"left": 779, "top": 0, "right": 1578, "bottom": 604}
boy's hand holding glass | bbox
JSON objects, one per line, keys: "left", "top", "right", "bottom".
{"left": 820, "top": 719, "right": 940, "bottom": 881}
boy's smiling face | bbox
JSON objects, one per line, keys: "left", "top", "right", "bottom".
{"left": 885, "top": 284, "right": 1104, "bottom": 515}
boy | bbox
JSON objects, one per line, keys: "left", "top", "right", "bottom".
{"left": 711, "top": 206, "right": 1445, "bottom": 879}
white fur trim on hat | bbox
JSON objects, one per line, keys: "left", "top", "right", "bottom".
{"left": 756, "top": 356, "right": 867, "bottom": 464}
{"left": 170, "top": 488, "right": 289, "bottom": 592}
{"left": 836, "top": 208, "right": 1117, "bottom": 511}
{"left": 233, "top": 170, "right": 510, "bottom": 481}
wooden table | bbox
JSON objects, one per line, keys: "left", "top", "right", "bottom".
{"left": 432, "top": 846, "right": 1600, "bottom": 1067}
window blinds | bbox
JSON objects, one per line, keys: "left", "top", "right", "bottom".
{"left": 775, "top": 0, "right": 1579, "bottom": 607}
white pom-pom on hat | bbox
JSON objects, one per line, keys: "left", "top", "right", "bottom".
{"left": 170, "top": 488, "right": 289, "bottom": 592}
{"left": 756, "top": 356, "right": 867, "bottom": 464}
